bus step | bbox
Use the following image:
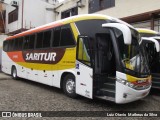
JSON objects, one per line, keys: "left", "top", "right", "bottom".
{"left": 107, "top": 77, "right": 116, "bottom": 84}
{"left": 95, "top": 96, "right": 115, "bottom": 102}
{"left": 100, "top": 88, "right": 115, "bottom": 98}
{"left": 103, "top": 83, "right": 115, "bottom": 90}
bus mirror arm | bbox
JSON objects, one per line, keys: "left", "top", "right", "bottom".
{"left": 102, "top": 23, "right": 132, "bottom": 45}
{"left": 141, "top": 37, "right": 160, "bottom": 52}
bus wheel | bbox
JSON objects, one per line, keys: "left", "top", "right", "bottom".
{"left": 12, "top": 67, "right": 18, "bottom": 80}
{"left": 63, "top": 74, "right": 77, "bottom": 98}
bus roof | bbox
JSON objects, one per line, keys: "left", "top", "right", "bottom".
{"left": 6, "top": 14, "right": 134, "bottom": 40}
{"left": 136, "top": 28, "right": 159, "bottom": 34}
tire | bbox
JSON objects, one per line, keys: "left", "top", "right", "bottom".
{"left": 12, "top": 67, "right": 18, "bottom": 80}
{"left": 63, "top": 74, "right": 77, "bottom": 98}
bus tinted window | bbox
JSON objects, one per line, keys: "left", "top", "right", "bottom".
{"left": 36, "top": 32, "right": 43, "bottom": 48}
{"left": 53, "top": 27, "right": 61, "bottom": 47}
{"left": 17, "top": 37, "right": 23, "bottom": 50}
{"left": 14, "top": 38, "right": 19, "bottom": 50}
{"left": 8, "top": 40, "right": 14, "bottom": 51}
{"left": 24, "top": 36, "right": 29, "bottom": 50}
{"left": 43, "top": 30, "right": 51, "bottom": 48}
{"left": 14, "top": 38, "right": 23, "bottom": 51}
{"left": 77, "top": 38, "right": 91, "bottom": 66}
{"left": 29, "top": 34, "right": 35, "bottom": 49}
{"left": 60, "top": 25, "right": 75, "bottom": 46}
{"left": 3, "top": 41, "right": 8, "bottom": 52}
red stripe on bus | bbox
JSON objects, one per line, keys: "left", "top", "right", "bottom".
{"left": 7, "top": 51, "right": 25, "bottom": 62}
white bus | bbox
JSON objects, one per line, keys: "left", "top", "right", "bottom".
{"left": 137, "top": 28, "right": 160, "bottom": 89}
{"left": 2, "top": 14, "right": 151, "bottom": 104}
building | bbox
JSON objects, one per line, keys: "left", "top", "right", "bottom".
{"left": 55, "top": 0, "right": 88, "bottom": 20}
{"left": 0, "top": 0, "right": 58, "bottom": 66}
{"left": 0, "top": 1, "right": 7, "bottom": 66}
{"left": 55, "top": 0, "right": 160, "bottom": 32}
{"left": 54, "top": 0, "right": 88, "bottom": 20}
{"left": 5, "top": 0, "right": 57, "bottom": 35}
{"left": 0, "top": 2, "right": 5, "bottom": 34}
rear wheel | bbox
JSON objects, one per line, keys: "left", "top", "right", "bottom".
{"left": 63, "top": 74, "right": 77, "bottom": 98}
{"left": 12, "top": 67, "right": 18, "bottom": 80}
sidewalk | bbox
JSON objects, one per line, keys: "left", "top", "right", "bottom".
{"left": 0, "top": 72, "right": 12, "bottom": 80}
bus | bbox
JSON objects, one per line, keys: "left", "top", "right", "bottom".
{"left": 2, "top": 14, "right": 151, "bottom": 104}
{"left": 137, "top": 28, "right": 160, "bottom": 89}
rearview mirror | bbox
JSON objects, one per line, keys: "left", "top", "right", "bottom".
{"left": 141, "top": 37, "right": 160, "bottom": 52}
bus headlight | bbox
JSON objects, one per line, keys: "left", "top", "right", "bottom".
{"left": 126, "top": 82, "right": 134, "bottom": 88}
{"left": 117, "top": 78, "right": 135, "bottom": 88}
{"left": 117, "top": 78, "right": 126, "bottom": 85}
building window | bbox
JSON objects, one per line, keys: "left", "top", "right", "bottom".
{"left": 8, "top": 8, "right": 18, "bottom": 24}
{"left": 89, "top": 0, "right": 115, "bottom": 13}
{"left": 99, "top": 0, "right": 104, "bottom": 10}
{"left": 61, "top": 7, "right": 78, "bottom": 19}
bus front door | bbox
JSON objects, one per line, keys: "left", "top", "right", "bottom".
{"left": 76, "top": 36, "right": 93, "bottom": 99}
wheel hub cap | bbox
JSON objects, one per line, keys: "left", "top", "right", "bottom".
{"left": 66, "top": 79, "right": 75, "bottom": 93}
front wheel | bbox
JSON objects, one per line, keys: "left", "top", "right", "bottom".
{"left": 63, "top": 74, "right": 77, "bottom": 98}
{"left": 12, "top": 67, "right": 18, "bottom": 80}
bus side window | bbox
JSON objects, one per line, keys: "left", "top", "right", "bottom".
{"left": 3, "top": 41, "right": 8, "bottom": 52}
{"left": 77, "top": 37, "right": 91, "bottom": 66}
{"left": 60, "top": 25, "right": 75, "bottom": 47}
{"left": 28, "top": 34, "right": 35, "bottom": 49}
{"left": 8, "top": 39, "right": 15, "bottom": 51}
{"left": 14, "top": 38, "right": 19, "bottom": 51}
{"left": 18, "top": 37, "right": 23, "bottom": 50}
{"left": 24, "top": 36, "right": 30, "bottom": 50}
{"left": 43, "top": 30, "right": 51, "bottom": 48}
{"left": 36, "top": 32, "right": 43, "bottom": 49}
{"left": 52, "top": 27, "right": 61, "bottom": 47}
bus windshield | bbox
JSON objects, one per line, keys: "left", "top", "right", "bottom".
{"left": 115, "top": 29, "right": 150, "bottom": 75}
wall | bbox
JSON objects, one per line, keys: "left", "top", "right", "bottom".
{"left": 0, "top": 34, "right": 9, "bottom": 65}
{"left": 5, "top": 0, "right": 55, "bottom": 34}
{"left": 56, "top": 0, "right": 160, "bottom": 20}
{"left": 55, "top": 0, "right": 88, "bottom": 20}
{"left": 94, "top": 0, "right": 160, "bottom": 18}
{"left": 0, "top": 3, "right": 5, "bottom": 33}
{"left": 5, "top": 0, "right": 22, "bottom": 33}
{"left": 23, "top": 0, "right": 55, "bottom": 30}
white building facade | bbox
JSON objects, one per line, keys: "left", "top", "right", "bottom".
{"left": 0, "top": 0, "right": 58, "bottom": 65}
{"left": 55, "top": 0, "right": 160, "bottom": 32}
{"left": 5, "top": 0, "right": 57, "bottom": 34}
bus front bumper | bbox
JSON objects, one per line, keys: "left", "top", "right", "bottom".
{"left": 115, "top": 81, "right": 151, "bottom": 104}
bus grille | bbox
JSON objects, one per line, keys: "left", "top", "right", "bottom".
{"left": 134, "top": 84, "right": 151, "bottom": 90}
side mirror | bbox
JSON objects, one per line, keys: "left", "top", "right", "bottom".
{"left": 141, "top": 37, "right": 160, "bottom": 52}
{"left": 102, "top": 23, "right": 132, "bottom": 45}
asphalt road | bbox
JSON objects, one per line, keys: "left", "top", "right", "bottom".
{"left": 0, "top": 72, "right": 160, "bottom": 120}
